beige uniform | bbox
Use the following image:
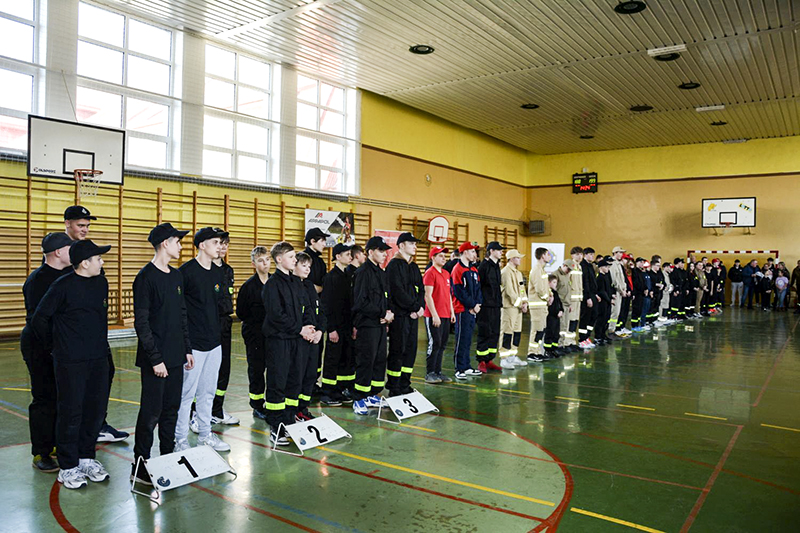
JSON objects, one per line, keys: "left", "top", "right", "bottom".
{"left": 500, "top": 264, "right": 527, "bottom": 356}
{"left": 609, "top": 259, "right": 626, "bottom": 332}
{"left": 565, "top": 259, "right": 583, "bottom": 345}
{"left": 528, "top": 262, "right": 551, "bottom": 354}
{"left": 660, "top": 270, "right": 672, "bottom": 316}
{"left": 554, "top": 268, "right": 571, "bottom": 346}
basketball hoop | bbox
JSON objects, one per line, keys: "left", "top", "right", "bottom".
{"left": 74, "top": 169, "right": 103, "bottom": 202}
{"left": 713, "top": 222, "right": 732, "bottom": 237}
{"left": 427, "top": 216, "right": 450, "bottom": 244}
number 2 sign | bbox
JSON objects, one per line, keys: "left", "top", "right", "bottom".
{"left": 275, "top": 414, "right": 352, "bottom": 456}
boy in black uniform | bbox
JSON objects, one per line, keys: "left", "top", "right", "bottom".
{"left": 131, "top": 223, "right": 194, "bottom": 485}
{"left": 304, "top": 228, "right": 329, "bottom": 384}
{"left": 578, "top": 247, "right": 598, "bottom": 347}
{"left": 236, "top": 246, "right": 270, "bottom": 420}
{"left": 351, "top": 236, "right": 393, "bottom": 415}
{"left": 321, "top": 243, "right": 354, "bottom": 406}
{"left": 210, "top": 230, "right": 238, "bottom": 425}
{"left": 476, "top": 241, "right": 505, "bottom": 373}
{"left": 544, "top": 274, "right": 564, "bottom": 359}
{"left": 261, "top": 242, "right": 316, "bottom": 445}
{"left": 31, "top": 240, "right": 112, "bottom": 490}
{"left": 21, "top": 232, "right": 72, "bottom": 472}
{"left": 671, "top": 258, "right": 686, "bottom": 319}
{"left": 386, "top": 232, "right": 425, "bottom": 396}
{"left": 594, "top": 259, "right": 614, "bottom": 345}
{"left": 289, "top": 252, "right": 324, "bottom": 421}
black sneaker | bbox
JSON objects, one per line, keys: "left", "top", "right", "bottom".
{"left": 299, "top": 408, "right": 316, "bottom": 421}
{"left": 436, "top": 373, "right": 452, "bottom": 383}
{"left": 320, "top": 395, "right": 342, "bottom": 407}
{"left": 253, "top": 407, "right": 269, "bottom": 421}
{"left": 130, "top": 461, "right": 153, "bottom": 486}
{"left": 270, "top": 427, "right": 290, "bottom": 447}
{"left": 339, "top": 389, "right": 355, "bottom": 404}
{"left": 32, "top": 454, "right": 59, "bottom": 473}
{"left": 97, "top": 424, "right": 129, "bottom": 443}
{"left": 527, "top": 353, "right": 544, "bottom": 363}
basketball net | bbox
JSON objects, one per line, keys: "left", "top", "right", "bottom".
{"left": 74, "top": 169, "right": 103, "bottom": 203}
{"left": 713, "top": 223, "right": 732, "bottom": 237}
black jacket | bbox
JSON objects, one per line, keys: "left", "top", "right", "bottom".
{"left": 217, "top": 261, "right": 234, "bottom": 317}
{"left": 261, "top": 269, "right": 307, "bottom": 340}
{"left": 477, "top": 258, "right": 502, "bottom": 308}
{"left": 547, "top": 290, "right": 564, "bottom": 319}
{"left": 596, "top": 271, "right": 612, "bottom": 303}
{"left": 728, "top": 265, "right": 743, "bottom": 283}
{"left": 304, "top": 247, "right": 328, "bottom": 290}
{"left": 581, "top": 259, "right": 597, "bottom": 301}
{"left": 386, "top": 256, "right": 424, "bottom": 317}
{"left": 352, "top": 259, "right": 390, "bottom": 329}
{"left": 322, "top": 266, "right": 353, "bottom": 332}
{"left": 236, "top": 273, "right": 267, "bottom": 348}
{"left": 301, "top": 278, "right": 326, "bottom": 330}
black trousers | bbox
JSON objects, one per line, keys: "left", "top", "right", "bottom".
{"left": 212, "top": 316, "right": 233, "bottom": 417}
{"left": 265, "top": 338, "right": 296, "bottom": 430}
{"left": 579, "top": 300, "right": 597, "bottom": 341}
{"left": 353, "top": 326, "right": 387, "bottom": 400}
{"left": 134, "top": 363, "right": 183, "bottom": 460}
{"left": 21, "top": 335, "right": 57, "bottom": 458}
{"left": 594, "top": 301, "right": 611, "bottom": 339}
{"left": 387, "top": 314, "right": 418, "bottom": 394}
{"left": 631, "top": 295, "right": 644, "bottom": 327}
{"left": 321, "top": 328, "right": 352, "bottom": 397}
{"left": 475, "top": 307, "right": 501, "bottom": 362}
{"left": 670, "top": 292, "right": 683, "bottom": 318}
{"left": 287, "top": 341, "right": 317, "bottom": 415}
{"left": 337, "top": 330, "right": 356, "bottom": 393}
{"left": 246, "top": 339, "right": 266, "bottom": 409}
{"left": 425, "top": 317, "right": 450, "bottom": 374}
{"left": 55, "top": 357, "right": 110, "bottom": 470}
{"left": 101, "top": 350, "right": 115, "bottom": 427}
{"left": 619, "top": 296, "right": 631, "bottom": 329}
{"left": 544, "top": 315, "right": 560, "bottom": 349}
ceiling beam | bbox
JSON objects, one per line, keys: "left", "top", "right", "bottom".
{"left": 216, "top": 0, "right": 343, "bottom": 39}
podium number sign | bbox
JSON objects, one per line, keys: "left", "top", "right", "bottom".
{"left": 378, "top": 390, "right": 438, "bottom": 424}
{"left": 275, "top": 414, "right": 352, "bottom": 456}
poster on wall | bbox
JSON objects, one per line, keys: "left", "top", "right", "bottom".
{"left": 305, "top": 209, "right": 355, "bottom": 247}
{"left": 530, "top": 242, "right": 565, "bottom": 273}
{"left": 373, "top": 229, "right": 402, "bottom": 268}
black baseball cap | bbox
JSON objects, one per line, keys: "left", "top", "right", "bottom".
{"left": 305, "top": 227, "right": 330, "bottom": 243}
{"left": 365, "top": 236, "right": 391, "bottom": 251}
{"left": 674, "top": 257, "right": 684, "bottom": 264}
{"left": 64, "top": 205, "right": 97, "bottom": 221}
{"left": 193, "top": 226, "right": 228, "bottom": 247}
{"left": 41, "top": 232, "right": 72, "bottom": 253}
{"left": 332, "top": 243, "right": 352, "bottom": 257}
{"left": 148, "top": 223, "right": 189, "bottom": 247}
{"left": 396, "top": 232, "right": 420, "bottom": 246}
{"left": 486, "top": 241, "right": 506, "bottom": 251}
{"left": 597, "top": 258, "right": 611, "bottom": 267}
{"left": 69, "top": 239, "right": 111, "bottom": 266}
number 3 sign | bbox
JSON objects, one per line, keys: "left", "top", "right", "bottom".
{"left": 378, "top": 390, "right": 438, "bottom": 424}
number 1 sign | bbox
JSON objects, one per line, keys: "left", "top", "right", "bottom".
{"left": 378, "top": 390, "right": 439, "bottom": 424}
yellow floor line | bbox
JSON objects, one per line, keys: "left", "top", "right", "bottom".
{"left": 398, "top": 423, "right": 437, "bottom": 433}
{"left": 109, "top": 397, "right": 140, "bottom": 405}
{"left": 761, "top": 423, "right": 800, "bottom": 433}
{"left": 570, "top": 507, "right": 665, "bottom": 533}
{"left": 500, "top": 388, "right": 530, "bottom": 395}
{"left": 684, "top": 412, "right": 727, "bottom": 421}
{"left": 555, "top": 396, "right": 589, "bottom": 402}
{"left": 410, "top": 377, "right": 477, "bottom": 388}
{"left": 2, "top": 387, "right": 31, "bottom": 392}
{"left": 317, "top": 446, "right": 555, "bottom": 507}
{"left": 616, "top": 403, "right": 656, "bottom": 411}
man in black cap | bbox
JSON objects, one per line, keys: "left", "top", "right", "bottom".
{"left": 476, "top": 241, "right": 505, "bottom": 373}
{"left": 31, "top": 239, "right": 113, "bottom": 490}
{"left": 20, "top": 232, "right": 72, "bottom": 472}
{"left": 304, "top": 227, "right": 329, "bottom": 386}
{"left": 321, "top": 243, "right": 354, "bottom": 405}
{"left": 385, "top": 232, "right": 424, "bottom": 396}
{"left": 351, "top": 236, "right": 393, "bottom": 415}
{"left": 593, "top": 258, "right": 614, "bottom": 345}
{"left": 130, "top": 223, "right": 195, "bottom": 485}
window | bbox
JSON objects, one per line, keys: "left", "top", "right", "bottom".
{"left": 203, "top": 44, "right": 272, "bottom": 183}
{"left": 295, "top": 74, "right": 356, "bottom": 194}
{"left": 76, "top": 2, "right": 173, "bottom": 169}
{"left": 0, "top": 2, "right": 38, "bottom": 151}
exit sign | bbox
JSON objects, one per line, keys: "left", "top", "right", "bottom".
{"left": 572, "top": 172, "right": 598, "bottom": 194}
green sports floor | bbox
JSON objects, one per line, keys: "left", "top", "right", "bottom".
{"left": 0, "top": 309, "right": 798, "bottom": 532}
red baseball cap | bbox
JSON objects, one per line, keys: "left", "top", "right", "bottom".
{"left": 458, "top": 241, "right": 479, "bottom": 253}
{"left": 429, "top": 246, "right": 449, "bottom": 259}
{"left": 622, "top": 253, "right": 634, "bottom": 261}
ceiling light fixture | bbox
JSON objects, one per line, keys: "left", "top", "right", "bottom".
{"left": 696, "top": 104, "right": 725, "bottom": 112}
{"left": 711, "top": 121, "right": 728, "bottom": 126}
{"left": 722, "top": 138, "right": 748, "bottom": 144}
{"left": 614, "top": 1, "right": 647, "bottom": 14}
{"left": 648, "top": 44, "right": 686, "bottom": 62}
{"left": 630, "top": 105, "right": 653, "bottom": 112}
{"left": 579, "top": 135, "right": 594, "bottom": 139}
{"left": 409, "top": 44, "right": 434, "bottom": 55}
{"left": 520, "top": 103, "right": 540, "bottom": 109}
{"left": 679, "top": 81, "right": 701, "bottom": 90}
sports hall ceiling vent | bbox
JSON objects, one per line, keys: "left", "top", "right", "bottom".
{"left": 630, "top": 105, "right": 653, "bottom": 112}
{"left": 409, "top": 44, "right": 435, "bottom": 55}
{"left": 678, "top": 82, "right": 701, "bottom": 90}
{"left": 696, "top": 105, "right": 726, "bottom": 113}
{"left": 579, "top": 135, "right": 594, "bottom": 139}
{"left": 520, "top": 103, "right": 540, "bottom": 109}
{"left": 648, "top": 44, "right": 686, "bottom": 62}
{"left": 613, "top": 1, "right": 647, "bottom": 15}
{"left": 711, "top": 121, "right": 728, "bottom": 126}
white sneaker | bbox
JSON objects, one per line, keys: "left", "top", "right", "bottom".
{"left": 58, "top": 466, "right": 88, "bottom": 489}
{"left": 211, "top": 411, "right": 240, "bottom": 425}
{"left": 174, "top": 439, "right": 191, "bottom": 452}
{"left": 621, "top": 328, "right": 632, "bottom": 335}
{"left": 464, "top": 368, "right": 483, "bottom": 377}
{"left": 79, "top": 458, "right": 109, "bottom": 482}
{"left": 500, "top": 358, "right": 516, "bottom": 369}
{"left": 198, "top": 433, "right": 231, "bottom": 452}
{"left": 364, "top": 395, "right": 387, "bottom": 408}
{"left": 189, "top": 413, "right": 199, "bottom": 434}
{"left": 511, "top": 355, "right": 527, "bottom": 366}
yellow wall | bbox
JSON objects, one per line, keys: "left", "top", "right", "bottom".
{"left": 527, "top": 136, "right": 800, "bottom": 187}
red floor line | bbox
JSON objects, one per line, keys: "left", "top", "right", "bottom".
{"left": 679, "top": 425, "right": 743, "bottom": 533}
{"left": 0, "top": 440, "right": 31, "bottom": 449}
{"left": 221, "top": 431, "right": 545, "bottom": 523}
{"left": 0, "top": 405, "right": 28, "bottom": 420}
{"left": 326, "top": 414, "right": 703, "bottom": 491}
{"left": 49, "top": 481, "right": 80, "bottom": 533}
{"left": 752, "top": 315, "right": 800, "bottom": 407}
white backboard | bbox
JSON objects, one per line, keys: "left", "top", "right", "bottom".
{"left": 530, "top": 243, "right": 566, "bottom": 273}
{"left": 27, "top": 115, "right": 125, "bottom": 184}
{"left": 702, "top": 197, "right": 756, "bottom": 227}
{"left": 427, "top": 216, "right": 449, "bottom": 243}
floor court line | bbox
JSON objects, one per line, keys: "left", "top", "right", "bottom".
{"left": 760, "top": 423, "right": 800, "bottom": 433}
{"left": 752, "top": 314, "right": 800, "bottom": 407}
{"left": 617, "top": 404, "right": 656, "bottom": 411}
{"left": 571, "top": 507, "right": 665, "bottom": 533}
{"left": 684, "top": 412, "right": 728, "bottom": 421}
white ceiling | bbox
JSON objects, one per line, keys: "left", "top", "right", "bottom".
{"left": 105, "top": 0, "right": 800, "bottom": 154}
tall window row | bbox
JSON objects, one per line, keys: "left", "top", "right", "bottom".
{"left": 0, "top": 1, "right": 359, "bottom": 196}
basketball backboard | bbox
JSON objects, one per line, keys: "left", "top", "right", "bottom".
{"left": 427, "top": 216, "right": 449, "bottom": 243}
{"left": 27, "top": 115, "right": 125, "bottom": 185}
{"left": 701, "top": 197, "right": 756, "bottom": 228}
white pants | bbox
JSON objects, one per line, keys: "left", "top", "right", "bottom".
{"left": 175, "top": 345, "right": 221, "bottom": 441}
{"left": 730, "top": 282, "right": 743, "bottom": 306}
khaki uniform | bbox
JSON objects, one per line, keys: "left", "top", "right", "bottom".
{"left": 660, "top": 270, "right": 672, "bottom": 317}
{"left": 554, "top": 268, "right": 571, "bottom": 347}
{"left": 500, "top": 264, "right": 527, "bottom": 356}
{"left": 528, "top": 262, "right": 551, "bottom": 354}
{"left": 565, "top": 259, "right": 583, "bottom": 345}
{"left": 609, "top": 259, "right": 626, "bottom": 332}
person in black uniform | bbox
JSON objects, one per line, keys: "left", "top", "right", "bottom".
{"left": 304, "top": 228, "right": 329, "bottom": 387}
{"left": 321, "top": 243, "right": 353, "bottom": 406}
{"left": 236, "top": 246, "right": 270, "bottom": 420}
{"left": 671, "top": 258, "right": 686, "bottom": 320}
{"left": 386, "top": 232, "right": 425, "bottom": 396}
{"left": 594, "top": 259, "right": 614, "bottom": 345}
{"left": 209, "top": 230, "right": 238, "bottom": 425}
{"left": 21, "top": 232, "right": 72, "bottom": 472}
{"left": 544, "top": 274, "right": 564, "bottom": 359}
{"left": 351, "top": 236, "right": 393, "bottom": 415}
{"left": 31, "top": 240, "right": 113, "bottom": 490}
{"left": 578, "top": 247, "right": 599, "bottom": 347}
{"left": 289, "top": 252, "right": 324, "bottom": 421}
{"left": 476, "top": 241, "right": 505, "bottom": 373}
{"left": 261, "top": 242, "right": 316, "bottom": 446}
{"left": 131, "top": 223, "right": 194, "bottom": 485}
{"left": 444, "top": 250, "right": 461, "bottom": 273}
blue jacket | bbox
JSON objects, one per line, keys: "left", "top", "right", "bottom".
{"left": 742, "top": 265, "right": 755, "bottom": 286}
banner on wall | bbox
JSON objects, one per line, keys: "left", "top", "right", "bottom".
{"left": 305, "top": 210, "right": 355, "bottom": 247}
{"left": 530, "top": 242, "right": 565, "bottom": 273}
{"left": 373, "top": 229, "right": 402, "bottom": 268}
